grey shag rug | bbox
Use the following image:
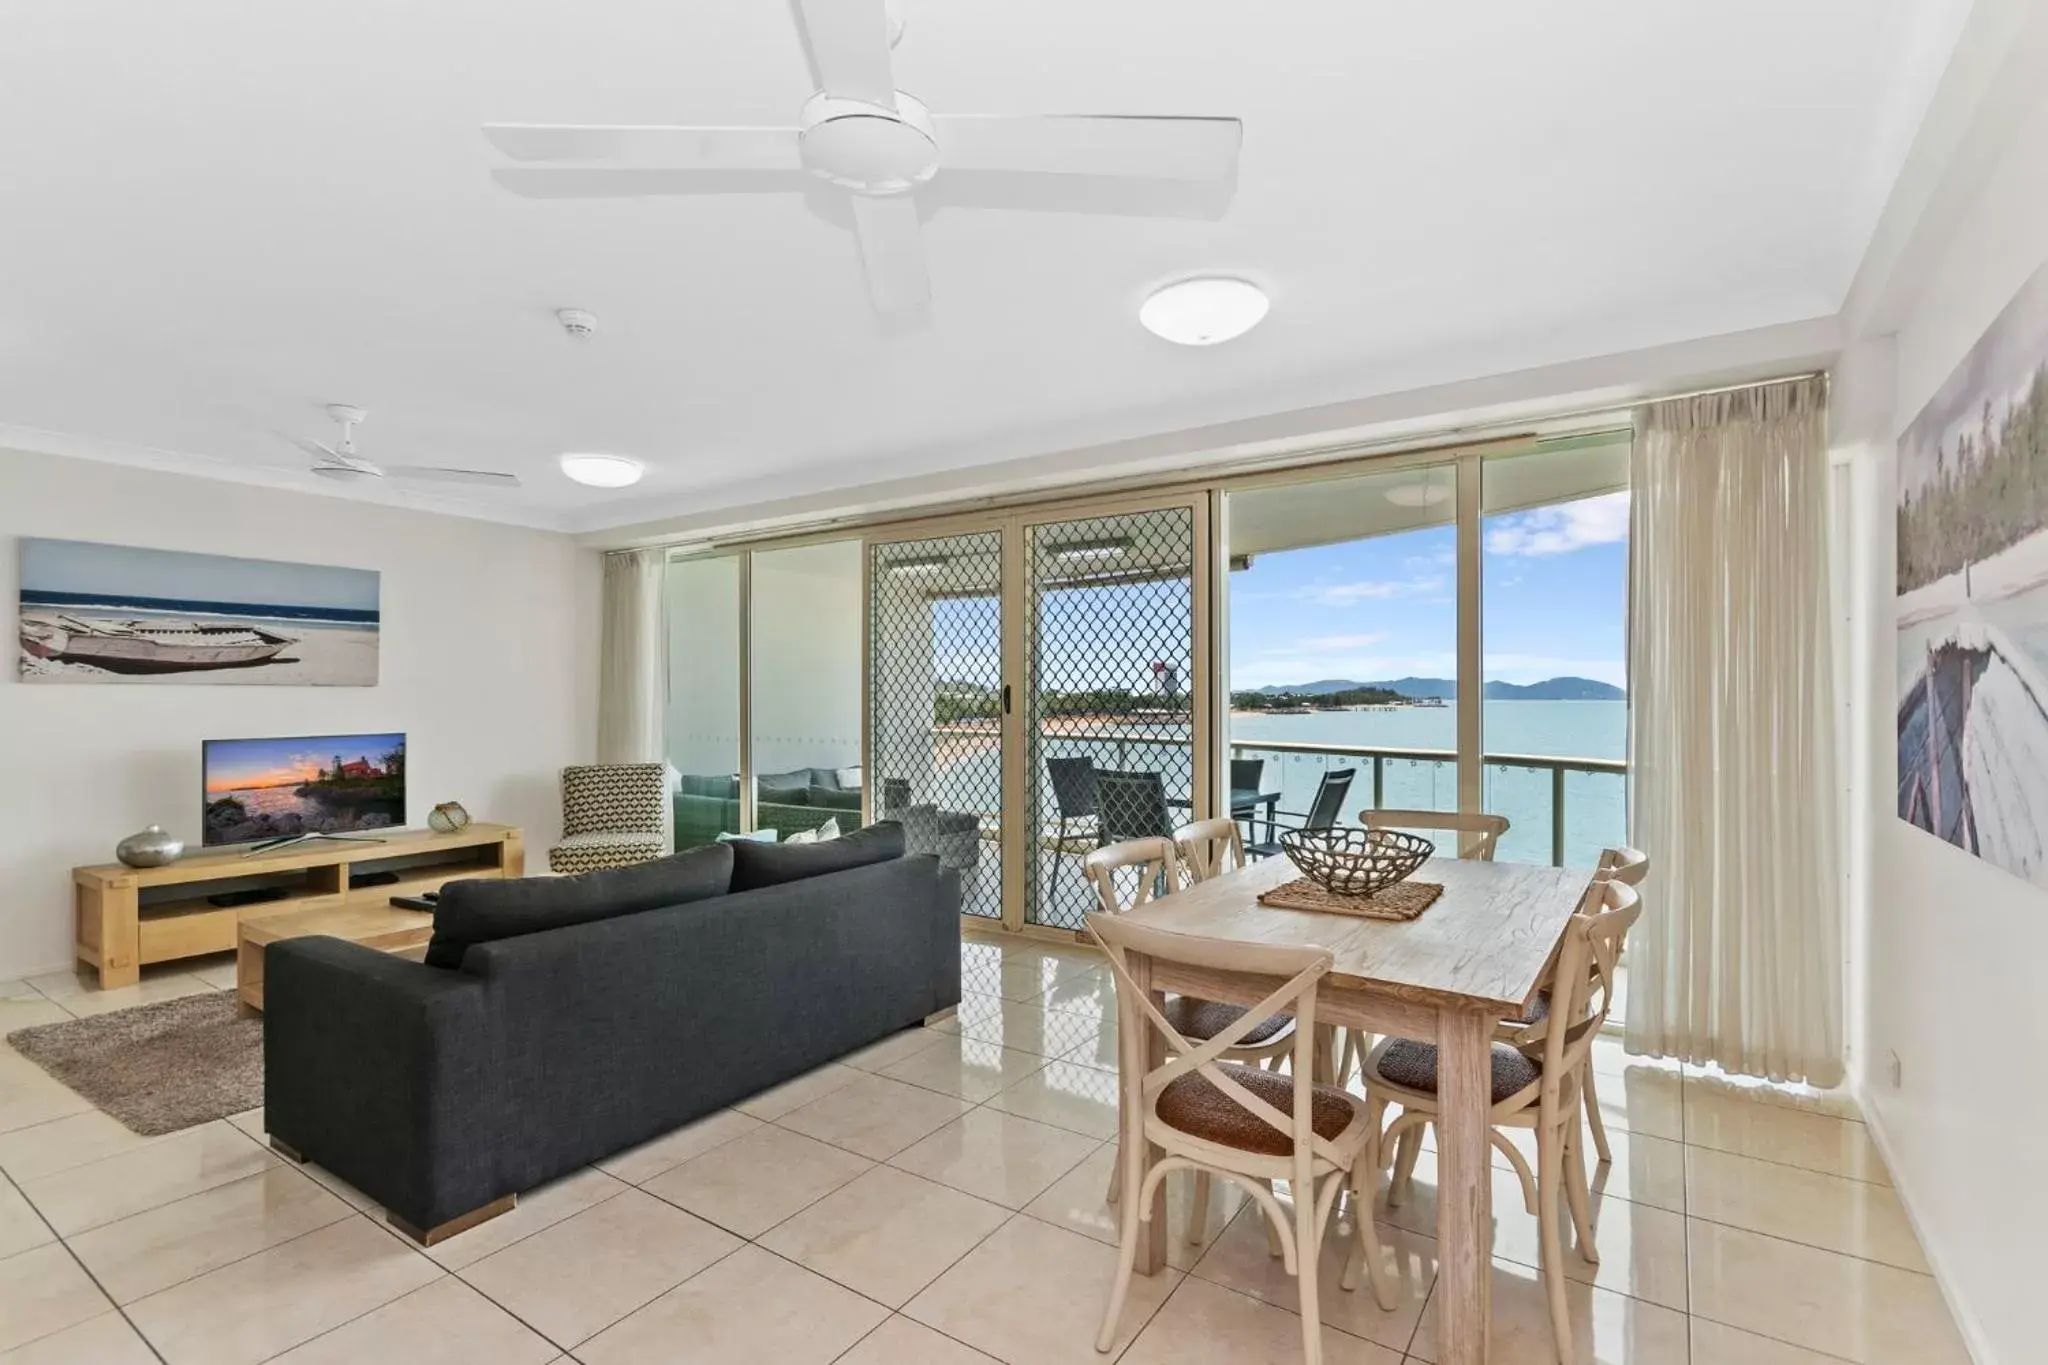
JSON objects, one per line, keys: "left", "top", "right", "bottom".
{"left": 5, "top": 992, "right": 260, "bottom": 1136}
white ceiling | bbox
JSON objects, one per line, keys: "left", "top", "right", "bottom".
{"left": 0, "top": 1, "right": 1965, "bottom": 532}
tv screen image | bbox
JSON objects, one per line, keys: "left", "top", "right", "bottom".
{"left": 203, "top": 733, "right": 406, "bottom": 847}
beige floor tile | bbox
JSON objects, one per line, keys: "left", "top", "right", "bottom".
{"left": 577, "top": 1243, "right": 886, "bottom": 1365}
{"left": 0, "top": 1311, "right": 157, "bottom": 1365}
{"left": 25, "top": 970, "right": 213, "bottom": 1018}
{"left": 594, "top": 1107, "right": 762, "bottom": 1184}
{"left": 462, "top": 1187, "right": 740, "bottom": 1348}
{"left": 1383, "top": 1150, "right": 1689, "bottom": 1312}
{"left": 890, "top": 1108, "right": 1099, "bottom": 1209}
{"left": 839, "top": 1026, "right": 949, "bottom": 1073}
{"left": 225, "top": 1106, "right": 266, "bottom": 1141}
{"left": 1020, "top": 1143, "right": 1250, "bottom": 1271}
{"left": 0, "top": 1054, "right": 93, "bottom": 1139}
{"left": 1586, "top": 1066, "right": 1684, "bottom": 1142}
{"left": 993, "top": 957, "right": 1087, "bottom": 1002}
{"left": 1683, "top": 1069, "right": 1864, "bottom": 1123}
{"left": 776, "top": 1074, "right": 973, "bottom": 1160}
{"left": 644, "top": 1124, "right": 871, "bottom": 1238}
{"left": 1424, "top": 1123, "right": 1687, "bottom": 1215}
{"left": 424, "top": 1166, "right": 628, "bottom": 1270}
{"left": 0, "top": 1178, "right": 53, "bottom": 1260}
{"left": 1123, "top": 1276, "right": 1402, "bottom": 1365}
{"left": 1683, "top": 1088, "right": 1890, "bottom": 1185}
{"left": 881, "top": 1034, "right": 1047, "bottom": 1102}
{"left": 0, "top": 1243, "right": 110, "bottom": 1352}
{"left": 984, "top": 1058, "right": 1121, "bottom": 1139}
{"left": 125, "top": 1216, "right": 439, "bottom": 1365}
{"left": 759, "top": 1165, "right": 1010, "bottom": 1307}
{"left": 1188, "top": 1202, "right": 1432, "bottom": 1355}
{"left": 1686, "top": 1219, "right": 1970, "bottom": 1365}
{"left": 733, "top": 1062, "right": 866, "bottom": 1121}
{"left": 0, "top": 1108, "right": 169, "bottom": 1183}
{"left": 1685, "top": 1145, "right": 1925, "bottom": 1271}
{"left": 298, "top": 1162, "right": 382, "bottom": 1212}
{"left": 0, "top": 998, "right": 73, "bottom": 1044}
{"left": 1407, "top": 1254, "right": 1691, "bottom": 1363}
{"left": 1690, "top": 1317, "right": 1859, "bottom": 1365}
{"left": 21, "top": 1121, "right": 277, "bottom": 1236}
{"left": 1587, "top": 1038, "right": 1683, "bottom": 1082}
{"left": 1058, "top": 1024, "right": 1121, "bottom": 1071}
{"left": 267, "top": 1275, "right": 558, "bottom": 1364}
{"left": 67, "top": 1164, "right": 353, "bottom": 1303}
{"left": 908, "top": 1214, "right": 1181, "bottom": 1364}
{"left": 181, "top": 953, "right": 239, "bottom": 991}
{"left": 836, "top": 1315, "right": 1003, "bottom": 1365}
{"left": 937, "top": 997, "right": 1109, "bottom": 1060}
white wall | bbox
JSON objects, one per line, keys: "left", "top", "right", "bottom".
{"left": 0, "top": 448, "right": 601, "bottom": 979}
{"left": 1837, "top": 72, "right": 2048, "bottom": 1365}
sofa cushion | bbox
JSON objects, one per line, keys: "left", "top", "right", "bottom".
{"left": 807, "top": 767, "right": 845, "bottom": 789}
{"left": 806, "top": 785, "right": 864, "bottom": 813}
{"left": 729, "top": 820, "right": 905, "bottom": 892}
{"left": 678, "top": 773, "right": 739, "bottom": 800}
{"left": 756, "top": 769, "right": 811, "bottom": 801}
{"left": 425, "top": 842, "right": 734, "bottom": 968}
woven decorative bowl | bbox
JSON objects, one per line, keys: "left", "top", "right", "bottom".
{"left": 1279, "top": 828, "right": 1435, "bottom": 897}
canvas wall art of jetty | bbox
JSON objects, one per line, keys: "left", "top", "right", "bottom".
{"left": 17, "top": 538, "right": 379, "bottom": 686}
{"left": 1896, "top": 255, "right": 2048, "bottom": 886}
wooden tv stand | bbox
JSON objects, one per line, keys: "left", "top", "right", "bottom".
{"left": 72, "top": 824, "right": 523, "bottom": 989}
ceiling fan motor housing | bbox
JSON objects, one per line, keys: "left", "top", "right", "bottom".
{"left": 798, "top": 91, "right": 938, "bottom": 194}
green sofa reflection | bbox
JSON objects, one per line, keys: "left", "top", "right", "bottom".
{"left": 673, "top": 768, "right": 866, "bottom": 849}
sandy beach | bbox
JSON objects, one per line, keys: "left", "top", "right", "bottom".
{"left": 18, "top": 612, "right": 378, "bottom": 685}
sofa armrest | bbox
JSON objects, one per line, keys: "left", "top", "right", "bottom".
{"left": 262, "top": 937, "right": 498, "bottom": 1231}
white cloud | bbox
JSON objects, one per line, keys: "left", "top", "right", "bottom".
{"left": 1485, "top": 492, "right": 1630, "bottom": 558}
{"left": 1301, "top": 575, "right": 1446, "bottom": 606}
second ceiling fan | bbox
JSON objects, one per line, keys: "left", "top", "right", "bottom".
{"left": 483, "top": 0, "right": 1242, "bottom": 316}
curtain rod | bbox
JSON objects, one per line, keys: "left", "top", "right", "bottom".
{"left": 642, "top": 368, "right": 1825, "bottom": 557}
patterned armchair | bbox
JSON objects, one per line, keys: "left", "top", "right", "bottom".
{"left": 549, "top": 763, "right": 671, "bottom": 874}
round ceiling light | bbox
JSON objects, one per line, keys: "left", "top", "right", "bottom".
{"left": 558, "top": 453, "right": 644, "bottom": 488}
{"left": 1383, "top": 482, "right": 1452, "bottom": 508}
{"left": 1139, "top": 277, "right": 1269, "bottom": 346}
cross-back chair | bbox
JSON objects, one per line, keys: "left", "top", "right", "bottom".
{"left": 1363, "top": 875, "right": 1642, "bottom": 1365}
{"left": 1358, "top": 807, "right": 1511, "bottom": 861}
{"left": 1088, "top": 912, "right": 1397, "bottom": 1363}
{"left": 1172, "top": 817, "right": 1245, "bottom": 884}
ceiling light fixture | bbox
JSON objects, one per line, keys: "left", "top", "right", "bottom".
{"left": 1139, "top": 277, "right": 1268, "bottom": 346}
{"left": 887, "top": 554, "right": 951, "bottom": 574}
{"left": 1050, "top": 537, "right": 1134, "bottom": 559}
{"left": 1383, "top": 482, "right": 1451, "bottom": 508}
{"left": 558, "top": 453, "right": 644, "bottom": 488}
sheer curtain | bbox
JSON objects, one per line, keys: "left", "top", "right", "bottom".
{"left": 596, "top": 548, "right": 667, "bottom": 765}
{"left": 1626, "top": 377, "right": 1844, "bottom": 1085}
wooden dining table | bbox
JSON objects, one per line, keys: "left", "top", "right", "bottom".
{"left": 1118, "top": 851, "right": 1595, "bottom": 1365}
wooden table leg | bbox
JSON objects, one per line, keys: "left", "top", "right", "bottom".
{"left": 1435, "top": 1005, "right": 1494, "bottom": 1365}
{"left": 1131, "top": 967, "right": 1170, "bottom": 1277}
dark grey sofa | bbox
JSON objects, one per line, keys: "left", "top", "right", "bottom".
{"left": 261, "top": 822, "right": 961, "bottom": 1240}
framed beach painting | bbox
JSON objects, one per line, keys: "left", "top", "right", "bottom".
{"left": 17, "top": 538, "right": 379, "bottom": 686}
{"left": 1896, "top": 257, "right": 2048, "bottom": 885}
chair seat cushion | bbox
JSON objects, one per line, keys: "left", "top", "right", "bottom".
{"left": 1162, "top": 996, "right": 1291, "bottom": 1046}
{"left": 1156, "top": 1062, "right": 1358, "bottom": 1157}
{"left": 1505, "top": 991, "right": 1551, "bottom": 1028}
{"left": 1372, "top": 1039, "right": 1542, "bottom": 1103}
{"left": 547, "top": 831, "right": 669, "bottom": 875}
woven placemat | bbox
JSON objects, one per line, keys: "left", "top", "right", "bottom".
{"left": 1257, "top": 876, "right": 1444, "bottom": 921}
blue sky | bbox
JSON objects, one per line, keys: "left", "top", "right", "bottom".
{"left": 21, "top": 538, "right": 378, "bottom": 610}
{"left": 1230, "top": 492, "right": 1629, "bottom": 690}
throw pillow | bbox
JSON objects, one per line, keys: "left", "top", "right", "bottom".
{"left": 834, "top": 766, "right": 863, "bottom": 790}
{"left": 756, "top": 769, "right": 811, "bottom": 802}
{"left": 716, "top": 829, "right": 779, "bottom": 843}
{"left": 424, "top": 842, "right": 733, "bottom": 969}
{"left": 728, "top": 819, "right": 905, "bottom": 892}
{"left": 816, "top": 817, "right": 841, "bottom": 841}
{"left": 785, "top": 827, "right": 819, "bottom": 845}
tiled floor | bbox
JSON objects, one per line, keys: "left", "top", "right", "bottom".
{"left": 0, "top": 939, "right": 1972, "bottom": 1364}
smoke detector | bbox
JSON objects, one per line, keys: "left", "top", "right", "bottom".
{"left": 556, "top": 308, "right": 598, "bottom": 340}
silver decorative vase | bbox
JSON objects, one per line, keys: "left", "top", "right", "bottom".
{"left": 428, "top": 801, "right": 471, "bottom": 833}
{"left": 115, "top": 825, "right": 185, "bottom": 868}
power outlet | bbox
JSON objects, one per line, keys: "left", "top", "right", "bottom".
{"left": 1885, "top": 1049, "right": 1903, "bottom": 1090}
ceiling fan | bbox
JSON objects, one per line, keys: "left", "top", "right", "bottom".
{"left": 481, "top": 0, "right": 1242, "bottom": 316}
{"left": 289, "top": 406, "right": 522, "bottom": 488}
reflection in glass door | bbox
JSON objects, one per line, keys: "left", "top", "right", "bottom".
{"left": 1024, "top": 506, "right": 1200, "bottom": 930}
{"left": 868, "top": 532, "right": 1004, "bottom": 920}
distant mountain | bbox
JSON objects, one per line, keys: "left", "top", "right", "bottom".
{"left": 1254, "top": 676, "right": 1623, "bottom": 701}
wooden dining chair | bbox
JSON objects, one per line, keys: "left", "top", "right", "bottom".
{"left": 1570, "top": 845, "right": 1647, "bottom": 1162}
{"left": 1362, "top": 876, "right": 1642, "bottom": 1365}
{"left": 1172, "top": 817, "right": 1245, "bottom": 884}
{"left": 1359, "top": 807, "right": 1511, "bottom": 861}
{"left": 1087, "top": 912, "right": 1397, "bottom": 1364}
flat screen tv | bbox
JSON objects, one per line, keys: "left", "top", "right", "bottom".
{"left": 203, "top": 732, "right": 406, "bottom": 850}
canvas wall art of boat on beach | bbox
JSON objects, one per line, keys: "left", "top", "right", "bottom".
{"left": 1897, "top": 255, "right": 2048, "bottom": 887}
{"left": 17, "top": 538, "right": 378, "bottom": 685}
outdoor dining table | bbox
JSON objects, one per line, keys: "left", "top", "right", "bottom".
{"left": 1165, "top": 787, "right": 1284, "bottom": 844}
{"left": 1115, "top": 850, "right": 1595, "bottom": 1365}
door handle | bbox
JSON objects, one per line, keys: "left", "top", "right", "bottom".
{"left": 1002, "top": 684, "right": 1012, "bottom": 715}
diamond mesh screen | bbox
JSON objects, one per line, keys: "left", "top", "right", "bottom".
{"left": 869, "top": 533, "right": 1004, "bottom": 920}
{"left": 1026, "top": 509, "right": 1196, "bottom": 930}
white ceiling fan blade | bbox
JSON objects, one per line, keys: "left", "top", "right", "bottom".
{"left": 790, "top": 0, "right": 896, "bottom": 106}
{"left": 851, "top": 193, "right": 929, "bottom": 314}
{"left": 386, "top": 466, "right": 522, "bottom": 487}
{"left": 483, "top": 124, "right": 800, "bottom": 169}
{"left": 491, "top": 167, "right": 810, "bottom": 200}
{"left": 934, "top": 115, "right": 1241, "bottom": 180}
{"left": 928, "top": 171, "right": 1234, "bottom": 221}
{"left": 291, "top": 436, "right": 344, "bottom": 463}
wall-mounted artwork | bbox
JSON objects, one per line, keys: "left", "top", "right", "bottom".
{"left": 17, "top": 538, "right": 379, "bottom": 686}
{"left": 1897, "top": 258, "right": 2048, "bottom": 885}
